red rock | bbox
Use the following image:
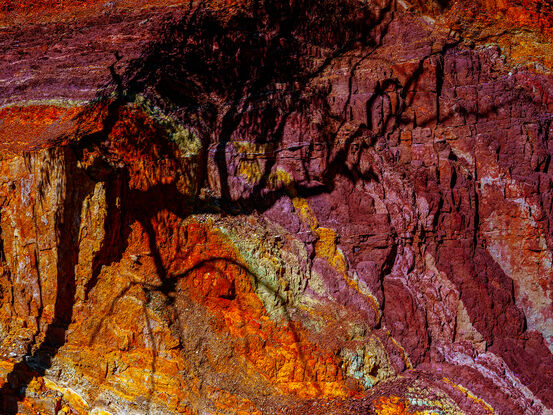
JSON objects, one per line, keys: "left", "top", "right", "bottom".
{"left": 0, "top": 0, "right": 553, "bottom": 414}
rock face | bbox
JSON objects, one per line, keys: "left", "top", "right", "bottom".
{"left": 1, "top": 0, "right": 553, "bottom": 414}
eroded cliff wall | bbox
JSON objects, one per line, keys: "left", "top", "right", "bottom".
{"left": 0, "top": 0, "right": 553, "bottom": 414}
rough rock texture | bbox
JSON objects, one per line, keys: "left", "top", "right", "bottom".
{"left": 1, "top": 0, "right": 553, "bottom": 414}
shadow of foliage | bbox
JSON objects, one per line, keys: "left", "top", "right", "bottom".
{"left": 2, "top": 0, "right": 531, "bottom": 413}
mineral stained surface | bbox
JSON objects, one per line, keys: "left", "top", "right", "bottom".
{"left": 1, "top": 0, "right": 553, "bottom": 414}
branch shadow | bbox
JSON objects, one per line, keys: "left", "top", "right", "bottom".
{"left": 0, "top": 0, "right": 538, "bottom": 412}
{"left": 0, "top": 1, "right": 445, "bottom": 410}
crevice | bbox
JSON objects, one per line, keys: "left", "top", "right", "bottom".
{"left": 436, "top": 54, "right": 444, "bottom": 125}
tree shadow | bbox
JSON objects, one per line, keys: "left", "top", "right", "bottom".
{"left": 0, "top": 0, "right": 447, "bottom": 410}
{"left": 0, "top": 0, "right": 537, "bottom": 412}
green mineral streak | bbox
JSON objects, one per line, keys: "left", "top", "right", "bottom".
{"left": 406, "top": 381, "right": 465, "bottom": 415}
{"left": 171, "top": 127, "right": 202, "bottom": 156}
{"left": 213, "top": 214, "right": 330, "bottom": 327}
{"left": 341, "top": 349, "right": 375, "bottom": 389}
{"left": 0, "top": 98, "right": 87, "bottom": 109}
{"left": 213, "top": 216, "right": 372, "bottom": 337}
{"left": 205, "top": 216, "right": 409, "bottom": 394}
{"left": 134, "top": 95, "right": 202, "bottom": 156}
{"left": 1, "top": 95, "right": 203, "bottom": 157}
{"left": 216, "top": 221, "right": 290, "bottom": 323}
{"left": 340, "top": 336, "right": 395, "bottom": 390}
{"left": 407, "top": 397, "right": 447, "bottom": 415}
